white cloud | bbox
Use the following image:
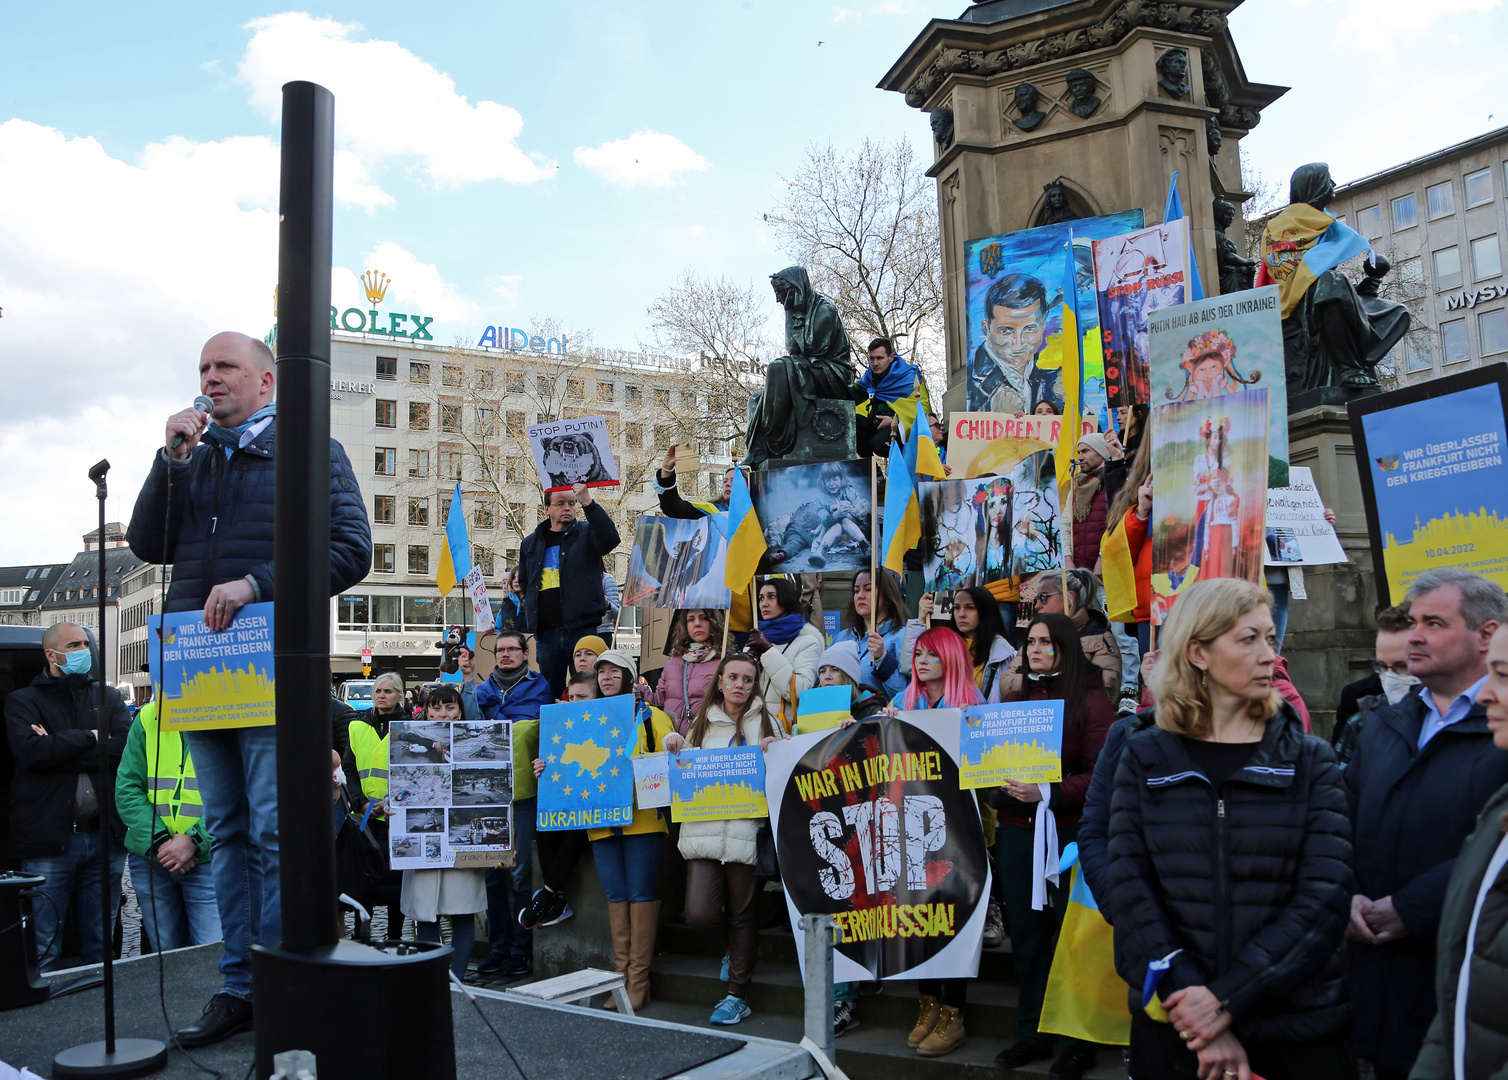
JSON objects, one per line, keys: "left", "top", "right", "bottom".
{"left": 333, "top": 241, "right": 480, "bottom": 324}
{"left": 573, "top": 130, "right": 710, "bottom": 188}
{"left": 237, "top": 13, "right": 554, "bottom": 188}
{"left": 1307, "top": 0, "right": 1504, "bottom": 53}
{"left": 488, "top": 274, "right": 524, "bottom": 307}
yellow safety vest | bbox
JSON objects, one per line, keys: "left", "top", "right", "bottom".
{"left": 138, "top": 704, "right": 203, "bottom": 836}
{"left": 348, "top": 720, "right": 390, "bottom": 814}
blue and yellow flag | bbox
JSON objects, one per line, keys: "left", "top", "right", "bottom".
{"left": 1056, "top": 237, "right": 1082, "bottom": 509}
{"left": 1257, "top": 202, "right": 1372, "bottom": 319}
{"left": 1164, "top": 171, "right": 1205, "bottom": 302}
{"left": 794, "top": 685, "right": 852, "bottom": 734}
{"left": 436, "top": 482, "right": 472, "bottom": 596}
{"left": 1102, "top": 514, "right": 1139, "bottom": 623}
{"left": 724, "top": 467, "right": 767, "bottom": 592}
{"left": 1040, "top": 843, "right": 1133, "bottom": 1045}
{"left": 904, "top": 407, "right": 947, "bottom": 481}
{"left": 879, "top": 440, "right": 919, "bottom": 573}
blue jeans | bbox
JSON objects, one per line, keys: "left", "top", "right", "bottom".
{"left": 23, "top": 831, "right": 125, "bottom": 972}
{"left": 129, "top": 852, "right": 222, "bottom": 952}
{"left": 591, "top": 832, "right": 662, "bottom": 903}
{"left": 535, "top": 626, "right": 594, "bottom": 700}
{"left": 1269, "top": 581, "right": 1290, "bottom": 651}
{"left": 417, "top": 915, "right": 475, "bottom": 981}
{"left": 184, "top": 725, "right": 279, "bottom": 1001}
{"left": 1111, "top": 621, "right": 1140, "bottom": 696}
{"left": 485, "top": 796, "right": 535, "bottom": 960}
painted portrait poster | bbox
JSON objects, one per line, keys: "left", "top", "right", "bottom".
{"left": 625, "top": 513, "right": 732, "bottom": 610}
{"left": 749, "top": 460, "right": 873, "bottom": 574}
{"left": 1147, "top": 286, "right": 1289, "bottom": 487}
{"left": 526, "top": 414, "right": 620, "bottom": 493}
{"left": 918, "top": 452, "right": 1064, "bottom": 594}
{"left": 1149, "top": 389, "right": 1270, "bottom": 624}
{"left": 1093, "top": 219, "right": 1188, "bottom": 410}
{"left": 965, "top": 211, "right": 1144, "bottom": 424}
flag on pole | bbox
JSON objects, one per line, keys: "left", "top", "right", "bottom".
{"left": 1102, "top": 514, "right": 1139, "bottom": 622}
{"left": 1056, "top": 236, "right": 1082, "bottom": 508}
{"left": 724, "top": 467, "right": 767, "bottom": 591}
{"left": 1164, "top": 171, "right": 1205, "bottom": 301}
{"left": 880, "top": 440, "right": 921, "bottom": 573}
{"left": 436, "top": 482, "right": 472, "bottom": 596}
{"left": 904, "top": 409, "right": 947, "bottom": 481}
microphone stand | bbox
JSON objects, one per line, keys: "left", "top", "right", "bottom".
{"left": 53, "top": 460, "right": 167, "bottom": 1078}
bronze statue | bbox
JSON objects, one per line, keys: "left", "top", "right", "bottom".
{"left": 1156, "top": 48, "right": 1190, "bottom": 99}
{"left": 1213, "top": 198, "right": 1256, "bottom": 295}
{"left": 1011, "top": 83, "right": 1046, "bottom": 131}
{"left": 1206, "top": 117, "right": 1223, "bottom": 158}
{"left": 741, "top": 267, "right": 855, "bottom": 467}
{"left": 1065, "top": 68, "right": 1101, "bottom": 119}
{"left": 930, "top": 105, "right": 954, "bottom": 151}
{"left": 1039, "top": 180, "right": 1079, "bottom": 226}
{"left": 1260, "top": 164, "right": 1410, "bottom": 400}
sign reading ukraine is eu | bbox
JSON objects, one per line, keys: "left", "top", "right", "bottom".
{"left": 669, "top": 746, "right": 767, "bottom": 823}
{"left": 148, "top": 604, "right": 275, "bottom": 732}
{"left": 958, "top": 700, "right": 1064, "bottom": 789}
{"left": 536, "top": 695, "right": 636, "bottom": 830}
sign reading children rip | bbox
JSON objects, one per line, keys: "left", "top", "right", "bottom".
{"left": 536, "top": 695, "right": 637, "bottom": 830}
{"left": 149, "top": 603, "right": 275, "bottom": 732}
{"left": 527, "top": 414, "right": 619, "bottom": 492}
{"left": 669, "top": 746, "right": 767, "bottom": 822}
{"left": 958, "top": 700, "right": 1065, "bottom": 789}
{"left": 764, "top": 711, "right": 991, "bottom": 983}
{"left": 946, "top": 412, "right": 1096, "bottom": 480}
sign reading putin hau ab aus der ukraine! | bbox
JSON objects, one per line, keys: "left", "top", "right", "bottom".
{"left": 148, "top": 604, "right": 275, "bottom": 732}
{"left": 536, "top": 695, "right": 636, "bottom": 830}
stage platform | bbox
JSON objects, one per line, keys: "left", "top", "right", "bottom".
{"left": 0, "top": 945, "right": 818, "bottom": 1080}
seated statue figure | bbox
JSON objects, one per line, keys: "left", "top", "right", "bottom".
{"left": 1259, "top": 163, "right": 1410, "bottom": 398}
{"left": 741, "top": 266, "right": 855, "bottom": 467}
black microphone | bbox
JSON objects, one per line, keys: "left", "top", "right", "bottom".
{"left": 171, "top": 395, "right": 215, "bottom": 450}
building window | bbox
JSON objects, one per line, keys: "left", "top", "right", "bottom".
{"left": 474, "top": 500, "right": 496, "bottom": 529}
{"left": 682, "top": 391, "right": 700, "bottom": 410}
{"left": 1396, "top": 257, "right": 1425, "bottom": 300}
{"left": 376, "top": 357, "right": 397, "bottom": 381}
{"left": 409, "top": 402, "right": 430, "bottom": 430}
{"left": 375, "top": 399, "right": 397, "bottom": 428}
{"left": 373, "top": 544, "right": 395, "bottom": 574}
{"left": 473, "top": 450, "right": 496, "bottom": 482}
{"left": 439, "top": 497, "right": 451, "bottom": 526}
{"left": 653, "top": 424, "right": 677, "bottom": 447}
{"left": 508, "top": 501, "right": 525, "bottom": 526}
{"left": 1466, "top": 168, "right": 1494, "bottom": 208}
{"left": 505, "top": 372, "right": 525, "bottom": 394}
{"left": 1481, "top": 309, "right": 1508, "bottom": 355}
{"left": 504, "top": 459, "right": 522, "bottom": 484}
{"left": 473, "top": 547, "right": 495, "bottom": 577}
{"left": 1355, "top": 205, "right": 1383, "bottom": 239}
{"left": 408, "top": 497, "right": 429, "bottom": 526}
{"left": 407, "top": 545, "right": 429, "bottom": 575}
{"left": 1434, "top": 247, "right": 1463, "bottom": 291}
{"left": 535, "top": 375, "right": 553, "bottom": 396}
{"left": 476, "top": 369, "right": 495, "bottom": 391}
{"left": 566, "top": 378, "right": 585, "bottom": 401}
{"left": 338, "top": 595, "right": 369, "bottom": 629}
{"left": 441, "top": 404, "right": 462, "bottom": 433}
{"left": 625, "top": 384, "right": 642, "bottom": 404}
{"left": 409, "top": 361, "right": 430, "bottom": 383}
{"left": 624, "top": 422, "right": 643, "bottom": 449}
{"left": 443, "top": 365, "right": 463, "bottom": 387}
{"left": 409, "top": 449, "right": 430, "bottom": 478}
{"left": 1428, "top": 181, "right": 1455, "bottom": 219}
{"left": 598, "top": 381, "right": 615, "bottom": 402}
{"left": 1442, "top": 319, "right": 1470, "bottom": 363}
{"left": 441, "top": 451, "right": 463, "bottom": 480}
{"left": 476, "top": 407, "right": 497, "bottom": 436}
{"left": 373, "top": 495, "right": 395, "bottom": 524}
{"left": 1392, "top": 193, "right": 1418, "bottom": 231}
{"left": 374, "top": 448, "right": 396, "bottom": 476}
{"left": 1405, "top": 336, "right": 1432, "bottom": 372}
{"left": 1472, "top": 235, "right": 1502, "bottom": 280}
{"left": 505, "top": 410, "right": 525, "bottom": 436}
{"left": 653, "top": 388, "right": 671, "bottom": 408}
{"left": 25, "top": 568, "right": 35, "bottom": 579}
{"left": 0, "top": 588, "right": 23, "bottom": 605}
{"left": 537, "top": 412, "right": 555, "bottom": 424}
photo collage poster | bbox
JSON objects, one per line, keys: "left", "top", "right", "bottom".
{"left": 388, "top": 718, "right": 514, "bottom": 870}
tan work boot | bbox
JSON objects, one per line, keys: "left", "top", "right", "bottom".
{"left": 626, "top": 900, "right": 660, "bottom": 1010}
{"left": 907, "top": 995, "right": 941, "bottom": 1048}
{"left": 916, "top": 1005, "right": 966, "bottom": 1057}
{"left": 603, "top": 901, "right": 631, "bottom": 1010}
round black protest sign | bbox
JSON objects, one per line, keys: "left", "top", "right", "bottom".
{"left": 775, "top": 715, "right": 988, "bottom": 978}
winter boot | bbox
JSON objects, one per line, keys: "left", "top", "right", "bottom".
{"left": 626, "top": 900, "right": 660, "bottom": 1010}
{"left": 602, "top": 901, "right": 631, "bottom": 1010}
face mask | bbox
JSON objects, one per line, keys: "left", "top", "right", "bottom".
{"left": 1379, "top": 670, "right": 1420, "bottom": 704}
{"left": 56, "top": 649, "right": 92, "bottom": 676}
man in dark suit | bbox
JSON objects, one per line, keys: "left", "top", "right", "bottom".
{"left": 1333, "top": 605, "right": 1413, "bottom": 760}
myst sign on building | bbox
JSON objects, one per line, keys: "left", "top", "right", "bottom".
{"left": 476, "top": 326, "right": 571, "bottom": 354}
{"left": 1444, "top": 284, "right": 1508, "bottom": 311}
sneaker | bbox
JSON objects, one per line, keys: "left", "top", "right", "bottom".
{"left": 833, "top": 1000, "right": 859, "bottom": 1038}
{"left": 1117, "top": 690, "right": 1141, "bottom": 716}
{"left": 540, "top": 898, "right": 574, "bottom": 927}
{"left": 517, "top": 889, "right": 548, "bottom": 930}
{"left": 719, "top": 953, "right": 730, "bottom": 982}
{"left": 709, "top": 994, "right": 752, "bottom": 1025}
{"left": 1049, "top": 1043, "right": 1099, "bottom": 1080}
{"left": 533, "top": 890, "right": 570, "bottom": 927}
{"left": 982, "top": 901, "right": 1005, "bottom": 949}
{"left": 501, "top": 955, "right": 533, "bottom": 978}
{"left": 476, "top": 952, "right": 508, "bottom": 976}
{"left": 995, "top": 1041, "right": 1053, "bottom": 1070}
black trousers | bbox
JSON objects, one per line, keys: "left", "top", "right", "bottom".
{"left": 536, "top": 828, "right": 588, "bottom": 893}
{"left": 1129, "top": 1013, "right": 1357, "bottom": 1080}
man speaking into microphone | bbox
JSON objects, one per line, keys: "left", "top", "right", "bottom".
{"left": 127, "top": 331, "right": 371, "bottom": 1046}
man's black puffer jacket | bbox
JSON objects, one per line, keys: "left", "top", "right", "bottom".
{"left": 1107, "top": 704, "right": 1353, "bottom": 1044}
{"left": 126, "top": 420, "right": 371, "bottom": 612}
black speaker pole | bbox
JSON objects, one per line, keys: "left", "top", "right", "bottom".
{"left": 53, "top": 461, "right": 167, "bottom": 1078}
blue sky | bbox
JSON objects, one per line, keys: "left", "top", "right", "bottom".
{"left": 3, "top": 0, "right": 1507, "bottom": 561}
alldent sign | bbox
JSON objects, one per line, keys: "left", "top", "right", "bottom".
{"left": 476, "top": 326, "right": 570, "bottom": 354}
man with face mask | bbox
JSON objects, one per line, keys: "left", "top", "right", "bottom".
{"left": 4, "top": 622, "right": 134, "bottom": 970}
{"left": 1333, "top": 606, "right": 1415, "bottom": 766}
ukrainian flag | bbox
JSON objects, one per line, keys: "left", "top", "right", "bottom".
{"left": 904, "top": 408, "right": 947, "bottom": 481}
{"left": 1102, "top": 514, "right": 1138, "bottom": 622}
{"left": 1040, "top": 843, "right": 1132, "bottom": 1046}
{"left": 436, "top": 482, "right": 472, "bottom": 596}
{"left": 794, "top": 685, "right": 851, "bottom": 734}
{"left": 724, "top": 467, "right": 767, "bottom": 593}
{"left": 879, "top": 440, "right": 919, "bottom": 573}
{"left": 1257, "top": 202, "right": 1372, "bottom": 319}
{"left": 1056, "top": 236, "right": 1082, "bottom": 508}
{"left": 1164, "top": 171, "right": 1205, "bottom": 302}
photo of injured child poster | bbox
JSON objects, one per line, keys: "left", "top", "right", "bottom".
{"left": 749, "top": 459, "right": 872, "bottom": 573}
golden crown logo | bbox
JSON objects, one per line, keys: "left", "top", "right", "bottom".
{"left": 361, "top": 270, "right": 391, "bottom": 307}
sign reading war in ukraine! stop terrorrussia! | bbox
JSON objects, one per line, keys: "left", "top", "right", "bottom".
{"left": 148, "top": 603, "right": 275, "bottom": 732}
{"left": 536, "top": 695, "right": 637, "bottom": 830}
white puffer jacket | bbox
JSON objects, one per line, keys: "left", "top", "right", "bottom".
{"left": 671, "top": 701, "right": 785, "bottom": 865}
{"left": 757, "top": 622, "right": 825, "bottom": 731}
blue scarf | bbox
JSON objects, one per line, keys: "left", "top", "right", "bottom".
{"left": 858, "top": 355, "right": 919, "bottom": 403}
{"left": 202, "top": 403, "right": 277, "bottom": 457}
{"left": 760, "top": 612, "right": 808, "bottom": 645}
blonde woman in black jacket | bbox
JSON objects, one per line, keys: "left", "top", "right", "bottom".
{"left": 1107, "top": 579, "right": 1354, "bottom": 1080}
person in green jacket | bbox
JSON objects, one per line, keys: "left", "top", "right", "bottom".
{"left": 115, "top": 701, "right": 222, "bottom": 951}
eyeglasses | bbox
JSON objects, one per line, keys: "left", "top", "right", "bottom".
{"left": 1371, "top": 660, "right": 1411, "bottom": 675}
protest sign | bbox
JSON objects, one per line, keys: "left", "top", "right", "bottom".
{"left": 946, "top": 412, "right": 1095, "bottom": 480}
{"left": 632, "top": 752, "right": 671, "bottom": 810}
{"left": 150, "top": 603, "right": 274, "bottom": 732}
{"left": 765, "top": 710, "right": 991, "bottom": 983}
{"left": 1092, "top": 219, "right": 1189, "bottom": 410}
{"left": 1265, "top": 466, "right": 1347, "bottom": 566}
{"left": 920, "top": 468, "right": 1064, "bottom": 594}
{"left": 1149, "top": 388, "right": 1270, "bottom": 624}
{"left": 526, "top": 414, "right": 619, "bottom": 493}
{"left": 625, "top": 513, "right": 731, "bottom": 609}
{"left": 795, "top": 685, "right": 851, "bottom": 734}
{"left": 536, "top": 695, "right": 637, "bottom": 830}
{"left": 958, "top": 700, "right": 1065, "bottom": 789}
{"left": 464, "top": 566, "right": 492, "bottom": 631}
{"left": 1147, "top": 285, "right": 1289, "bottom": 486}
{"left": 387, "top": 720, "right": 514, "bottom": 870}
{"left": 749, "top": 460, "right": 872, "bottom": 573}
{"left": 1349, "top": 364, "right": 1508, "bottom": 604}
{"left": 669, "top": 745, "right": 767, "bottom": 822}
